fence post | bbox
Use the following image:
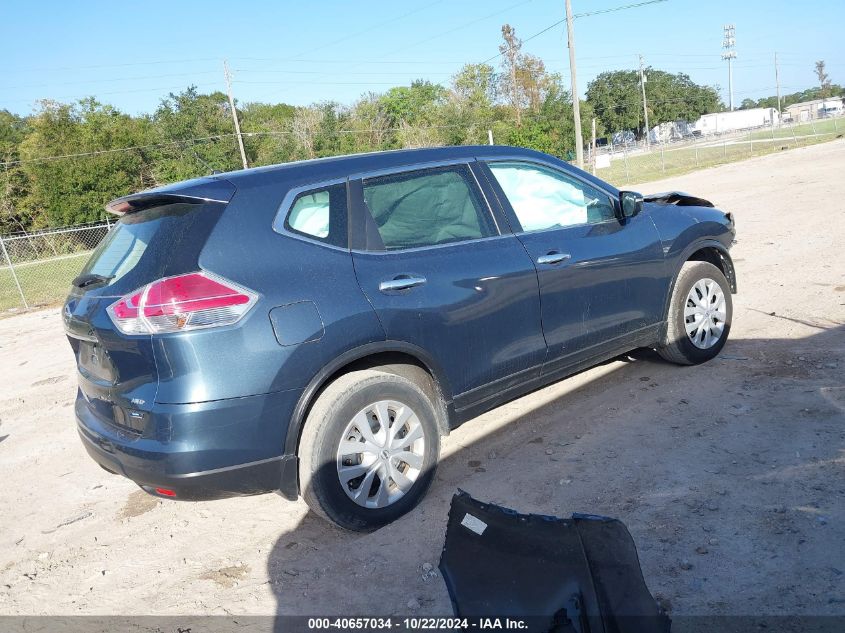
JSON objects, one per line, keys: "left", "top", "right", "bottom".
{"left": 749, "top": 130, "right": 753, "bottom": 155}
{"left": 487, "top": 129, "right": 494, "bottom": 146}
{"left": 623, "top": 146, "right": 630, "bottom": 184}
{"left": 660, "top": 143, "right": 665, "bottom": 173}
{"left": 791, "top": 123, "right": 798, "bottom": 146}
{"left": 723, "top": 140, "right": 727, "bottom": 159}
{"left": 0, "top": 234, "right": 29, "bottom": 310}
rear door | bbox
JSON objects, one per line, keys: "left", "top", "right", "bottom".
{"left": 480, "top": 160, "right": 666, "bottom": 374}
{"left": 348, "top": 161, "right": 546, "bottom": 408}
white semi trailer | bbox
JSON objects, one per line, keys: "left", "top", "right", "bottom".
{"left": 693, "top": 108, "right": 779, "bottom": 135}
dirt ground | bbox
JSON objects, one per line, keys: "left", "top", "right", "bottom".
{"left": 1, "top": 140, "right": 843, "bottom": 623}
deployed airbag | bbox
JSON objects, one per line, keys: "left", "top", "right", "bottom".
{"left": 439, "top": 491, "right": 670, "bottom": 633}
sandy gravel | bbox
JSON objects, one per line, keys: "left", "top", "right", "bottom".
{"left": 0, "top": 140, "right": 843, "bottom": 621}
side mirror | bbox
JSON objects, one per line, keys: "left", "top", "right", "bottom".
{"left": 618, "top": 191, "right": 643, "bottom": 219}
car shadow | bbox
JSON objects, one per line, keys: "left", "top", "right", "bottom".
{"left": 266, "top": 325, "right": 845, "bottom": 624}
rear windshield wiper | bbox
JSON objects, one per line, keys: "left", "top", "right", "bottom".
{"left": 71, "top": 273, "right": 114, "bottom": 289}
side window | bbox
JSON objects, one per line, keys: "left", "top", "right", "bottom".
{"left": 279, "top": 183, "right": 347, "bottom": 247}
{"left": 362, "top": 165, "right": 496, "bottom": 251}
{"left": 488, "top": 162, "right": 616, "bottom": 232}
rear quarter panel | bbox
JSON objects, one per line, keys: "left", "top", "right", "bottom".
{"left": 151, "top": 172, "right": 385, "bottom": 404}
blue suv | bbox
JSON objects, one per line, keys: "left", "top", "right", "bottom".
{"left": 64, "top": 146, "right": 736, "bottom": 531}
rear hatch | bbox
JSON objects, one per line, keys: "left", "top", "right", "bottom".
{"left": 64, "top": 178, "right": 235, "bottom": 436}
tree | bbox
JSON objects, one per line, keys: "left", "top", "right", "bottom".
{"left": 586, "top": 69, "right": 721, "bottom": 137}
{"left": 0, "top": 110, "right": 32, "bottom": 233}
{"left": 291, "top": 107, "right": 324, "bottom": 160}
{"left": 19, "top": 99, "right": 152, "bottom": 226}
{"left": 499, "top": 25, "right": 523, "bottom": 126}
{"left": 499, "top": 76, "right": 595, "bottom": 158}
{"left": 815, "top": 60, "right": 831, "bottom": 98}
{"left": 240, "top": 101, "right": 297, "bottom": 166}
{"left": 748, "top": 84, "right": 845, "bottom": 111}
{"left": 452, "top": 63, "right": 497, "bottom": 105}
{"left": 378, "top": 80, "right": 448, "bottom": 128}
{"left": 151, "top": 87, "right": 244, "bottom": 183}
{"left": 347, "top": 93, "right": 392, "bottom": 153}
{"left": 497, "top": 25, "right": 557, "bottom": 126}
{"left": 439, "top": 64, "right": 498, "bottom": 146}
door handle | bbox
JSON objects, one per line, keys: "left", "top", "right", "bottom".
{"left": 536, "top": 252, "right": 571, "bottom": 265}
{"left": 379, "top": 276, "right": 427, "bottom": 292}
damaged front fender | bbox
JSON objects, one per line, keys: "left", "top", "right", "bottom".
{"left": 644, "top": 191, "right": 714, "bottom": 208}
{"left": 439, "top": 491, "right": 670, "bottom": 633}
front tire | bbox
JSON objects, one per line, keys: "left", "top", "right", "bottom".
{"left": 299, "top": 369, "right": 441, "bottom": 531}
{"left": 658, "top": 261, "right": 733, "bottom": 365}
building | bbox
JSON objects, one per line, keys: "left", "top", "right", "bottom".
{"left": 692, "top": 108, "right": 779, "bottom": 136}
{"left": 784, "top": 98, "right": 844, "bottom": 122}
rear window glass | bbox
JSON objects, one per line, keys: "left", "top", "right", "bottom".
{"left": 80, "top": 202, "right": 222, "bottom": 294}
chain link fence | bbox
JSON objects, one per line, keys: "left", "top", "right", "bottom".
{"left": 1, "top": 221, "right": 111, "bottom": 312}
{"left": 591, "top": 116, "right": 843, "bottom": 186}
{"left": 1, "top": 116, "right": 843, "bottom": 315}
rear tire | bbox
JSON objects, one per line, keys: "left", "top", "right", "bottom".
{"left": 658, "top": 261, "right": 732, "bottom": 365}
{"left": 299, "top": 369, "right": 440, "bottom": 531}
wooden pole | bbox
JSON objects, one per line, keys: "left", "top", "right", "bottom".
{"left": 223, "top": 60, "right": 249, "bottom": 170}
{"left": 565, "top": 0, "right": 584, "bottom": 169}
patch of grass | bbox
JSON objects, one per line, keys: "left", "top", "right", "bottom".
{"left": 598, "top": 128, "right": 842, "bottom": 187}
{"left": 749, "top": 118, "right": 841, "bottom": 141}
{"left": 0, "top": 251, "right": 90, "bottom": 312}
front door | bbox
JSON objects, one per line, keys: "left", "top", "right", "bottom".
{"left": 349, "top": 162, "right": 546, "bottom": 405}
{"left": 480, "top": 160, "right": 666, "bottom": 373}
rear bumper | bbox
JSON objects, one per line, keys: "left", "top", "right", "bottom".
{"left": 75, "top": 387, "right": 303, "bottom": 501}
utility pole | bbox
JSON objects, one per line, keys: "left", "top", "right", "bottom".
{"left": 774, "top": 52, "right": 782, "bottom": 116}
{"left": 721, "top": 24, "right": 737, "bottom": 111}
{"left": 223, "top": 60, "right": 249, "bottom": 170}
{"left": 639, "top": 54, "right": 651, "bottom": 151}
{"left": 565, "top": 0, "right": 583, "bottom": 169}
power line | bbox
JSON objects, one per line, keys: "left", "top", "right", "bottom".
{"left": 482, "top": 0, "right": 669, "bottom": 65}
{"left": 2, "top": 82, "right": 222, "bottom": 105}
{"left": 0, "top": 134, "right": 239, "bottom": 167}
{"left": 253, "top": 0, "right": 534, "bottom": 103}
{"left": 1, "top": 84, "right": 813, "bottom": 168}
{"left": 573, "top": 0, "right": 667, "bottom": 19}
{"left": 3, "top": 58, "right": 221, "bottom": 74}
{"left": 2, "top": 71, "right": 221, "bottom": 91}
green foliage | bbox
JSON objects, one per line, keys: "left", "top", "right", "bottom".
{"left": 0, "top": 29, "right": 818, "bottom": 233}
{"left": 150, "top": 87, "right": 244, "bottom": 182}
{"left": 586, "top": 69, "right": 721, "bottom": 137}
{"left": 742, "top": 85, "right": 845, "bottom": 110}
{"left": 0, "top": 110, "right": 31, "bottom": 233}
{"left": 18, "top": 99, "right": 150, "bottom": 226}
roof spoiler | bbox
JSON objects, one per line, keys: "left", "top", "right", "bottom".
{"left": 106, "top": 177, "right": 236, "bottom": 216}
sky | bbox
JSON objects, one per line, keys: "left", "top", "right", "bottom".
{"left": 1, "top": 0, "right": 842, "bottom": 117}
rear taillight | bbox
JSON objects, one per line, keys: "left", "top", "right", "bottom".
{"left": 107, "top": 272, "right": 257, "bottom": 335}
